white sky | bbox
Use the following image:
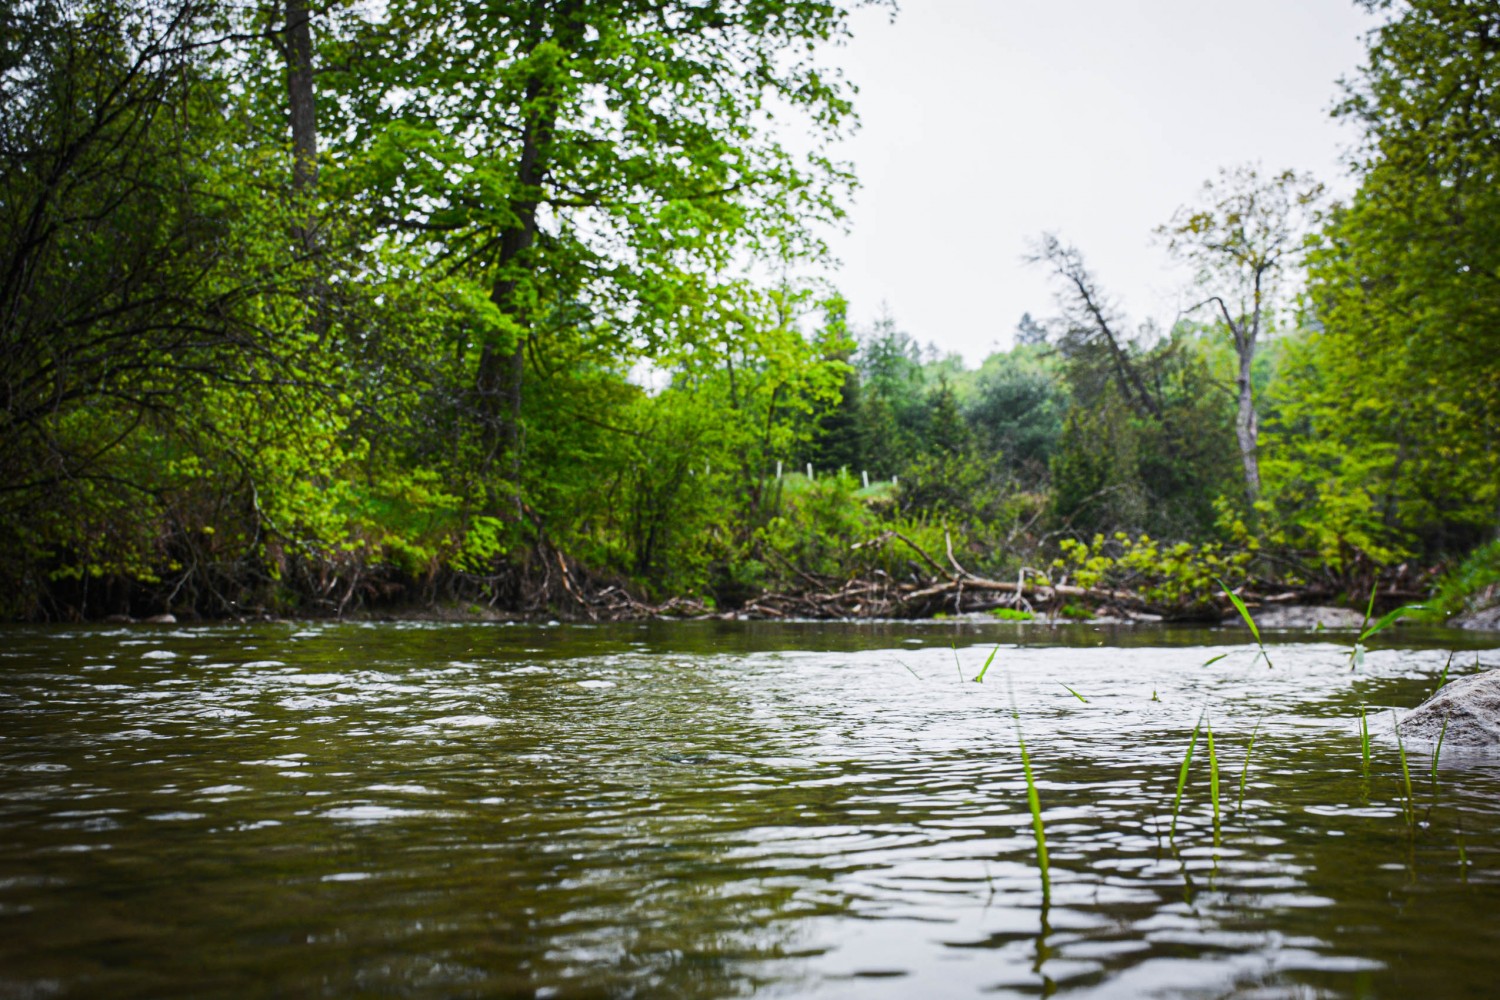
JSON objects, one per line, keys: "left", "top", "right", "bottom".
{"left": 822, "top": 0, "right": 1377, "bottom": 364}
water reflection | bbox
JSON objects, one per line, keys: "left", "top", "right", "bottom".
{"left": 0, "top": 622, "right": 1494, "bottom": 996}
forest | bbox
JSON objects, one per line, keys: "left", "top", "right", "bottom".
{"left": 1, "top": 0, "right": 1496, "bottom": 623}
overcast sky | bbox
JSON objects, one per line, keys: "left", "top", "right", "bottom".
{"left": 820, "top": 0, "right": 1377, "bottom": 364}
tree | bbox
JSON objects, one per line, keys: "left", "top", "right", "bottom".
{"left": 1275, "top": 0, "right": 1500, "bottom": 565}
{"left": 1014, "top": 311, "right": 1049, "bottom": 347}
{"left": 965, "top": 349, "right": 1067, "bottom": 486}
{"left": 1158, "top": 165, "right": 1323, "bottom": 506}
{"left": 327, "top": 0, "right": 882, "bottom": 525}
{"left": 1027, "top": 233, "right": 1161, "bottom": 421}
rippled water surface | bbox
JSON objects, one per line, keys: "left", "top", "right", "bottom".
{"left": 1, "top": 620, "right": 1498, "bottom": 998}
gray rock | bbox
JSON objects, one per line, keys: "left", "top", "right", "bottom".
{"left": 142, "top": 613, "right": 177, "bottom": 624}
{"left": 1450, "top": 604, "right": 1500, "bottom": 632}
{"left": 1399, "top": 669, "right": 1500, "bottom": 747}
{"left": 1225, "top": 605, "right": 1366, "bottom": 630}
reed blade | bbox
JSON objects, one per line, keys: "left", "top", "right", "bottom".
{"left": 1393, "top": 710, "right": 1414, "bottom": 829}
{"left": 1009, "top": 679, "right": 1050, "bottom": 904}
{"left": 1237, "top": 720, "right": 1260, "bottom": 813}
{"left": 1207, "top": 719, "right": 1220, "bottom": 827}
{"left": 973, "top": 644, "right": 1000, "bottom": 684}
{"left": 1170, "top": 712, "right": 1204, "bottom": 841}
{"left": 1359, "top": 706, "right": 1371, "bottom": 776}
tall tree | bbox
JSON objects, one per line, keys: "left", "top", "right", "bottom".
{"left": 1028, "top": 233, "right": 1160, "bottom": 421}
{"left": 1158, "top": 165, "right": 1323, "bottom": 505}
{"left": 330, "top": 0, "right": 880, "bottom": 525}
{"left": 1282, "top": 0, "right": 1500, "bottom": 560}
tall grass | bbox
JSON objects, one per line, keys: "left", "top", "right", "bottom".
{"left": 1206, "top": 719, "right": 1221, "bottom": 835}
{"left": 1170, "top": 712, "right": 1204, "bottom": 840}
{"left": 1238, "top": 720, "right": 1260, "bottom": 813}
{"left": 1431, "top": 712, "right": 1450, "bottom": 787}
{"left": 1393, "top": 710, "right": 1415, "bottom": 830}
{"left": 1350, "top": 583, "right": 1427, "bottom": 670}
{"left": 1216, "top": 579, "right": 1273, "bottom": 669}
{"left": 1009, "top": 683, "right": 1050, "bottom": 904}
{"left": 1358, "top": 706, "right": 1372, "bottom": 774}
{"left": 972, "top": 644, "right": 1000, "bottom": 684}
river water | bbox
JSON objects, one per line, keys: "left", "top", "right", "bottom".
{"left": 0, "top": 620, "right": 1497, "bottom": 998}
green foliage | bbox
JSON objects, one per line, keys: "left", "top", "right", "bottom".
{"left": 988, "top": 607, "right": 1035, "bottom": 622}
{"left": 1052, "top": 531, "right": 1255, "bottom": 612}
{"left": 1422, "top": 540, "right": 1500, "bottom": 623}
{"left": 1278, "top": 0, "right": 1500, "bottom": 569}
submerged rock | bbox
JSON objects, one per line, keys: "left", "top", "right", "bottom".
{"left": 1227, "top": 605, "right": 1365, "bottom": 630}
{"left": 1399, "top": 669, "right": 1500, "bottom": 747}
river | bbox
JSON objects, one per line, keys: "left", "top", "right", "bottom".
{"left": 0, "top": 620, "right": 1496, "bottom": 997}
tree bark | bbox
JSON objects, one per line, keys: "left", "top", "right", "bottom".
{"left": 1235, "top": 340, "right": 1261, "bottom": 504}
{"left": 473, "top": 3, "right": 580, "bottom": 519}
{"left": 285, "top": 0, "right": 318, "bottom": 203}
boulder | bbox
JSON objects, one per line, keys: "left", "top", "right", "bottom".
{"left": 1398, "top": 669, "right": 1500, "bottom": 747}
{"left": 1450, "top": 604, "right": 1500, "bottom": 632}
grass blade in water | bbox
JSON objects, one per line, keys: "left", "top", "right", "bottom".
{"left": 1393, "top": 710, "right": 1414, "bottom": 829}
{"left": 1431, "top": 711, "right": 1450, "bottom": 787}
{"left": 1216, "top": 578, "right": 1273, "bottom": 669}
{"left": 973, "top": 644, "right": 1000, "bottom": 684}
{"left": 1207, "top": 719, "right": 1220, "bottom": 829}
{"left": 1008, "top": 682, "right": 1050, "bottom": 904}
{"left": 1359, "top": 706, "right": 1371, "bottom": 777}
{"left": 1060, "top": 683, "right": 1088, "bottom": 703}
{"left": 1237, "top": 720, "right": 1260, "bottom": 813}
{"left": 1170, "top": 712, "right": 1204, "bottom": 841}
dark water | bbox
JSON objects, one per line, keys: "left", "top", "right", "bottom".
{"left": 0, "top": 620, "right": 1497, "bottom": 998}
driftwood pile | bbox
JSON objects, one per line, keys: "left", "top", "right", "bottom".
{"left": 545, "top": 530, "right": 1327, "bottom": 623}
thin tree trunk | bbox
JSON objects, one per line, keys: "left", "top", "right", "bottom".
{"left": 1235, "top": 340, "right": 1260, "bottom": 504}
{"left": 285, "top": 0, "right": 317, "bottom": 206}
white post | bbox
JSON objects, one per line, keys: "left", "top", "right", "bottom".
{"left": 893, "top": 475, "right": 898, "bottom": 485}
{"left": 806, "top": 462, "right": 814, "bottom": 480}
{"left": 862, "top": 470, "right": 869, "bottom": 488}
{"left": 776, "top": 460, "right": 783, "bottom": 480}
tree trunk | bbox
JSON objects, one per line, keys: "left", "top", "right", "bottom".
{"left": 285, "top": 0, "right": 318, "bottom": 204}
{"left": 473, "top": 3, "right": 580, "bottom": 519}
{"left": 1235, "top": 339, "right": 1261, "bottom": 504}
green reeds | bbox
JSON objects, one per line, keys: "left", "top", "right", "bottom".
{"left": 1237, "top": 720, "right": 1260, "bottom": 813}
{"left": 1207, "top": 719, "right": 1220, "bottom": 829}
{"left": 1170, "top": 711, "right": 1204, "bottom": 840}
{"left": 1060, "top": 683, "right": 1088, "bottom": 703}
{"left": 972, "top": 644, "right": 1000, "bottom": 684}
{"left": 1009, "top": 684, "right": 1050, "bottom": 904}
{"left": 1393, "top": 709, "right": 1415, "bottom": 829}
{"left": 1358, "top": 706, "right": 1372, "bottom": 777}
{"left": 1431, "top": 711, "right": 1450, "bottom": 786}
{"left": 1434, "top": 652, "right": 1453, "bottom": 695}
{"left": 1216, "top": 579, "right": 1273, "bottom": 669}
{"left": 1349, "top": 583, "right": 1427, "bottom": 670}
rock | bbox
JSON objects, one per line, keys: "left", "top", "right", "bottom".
{"left": 1399, "top": 669, "right": 1500, "bottom": 747}
{"left": 1224, "top": 605, "right": 1365, "bottom": 630}
{"left": 142, "top": 613, "right": 177, "bottom": 624}
{"left": 1450, "top": 604, "right": 1500, "bottom": 632}
{"left": 101, "top": 614, "right": 135, "bottom": 624}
